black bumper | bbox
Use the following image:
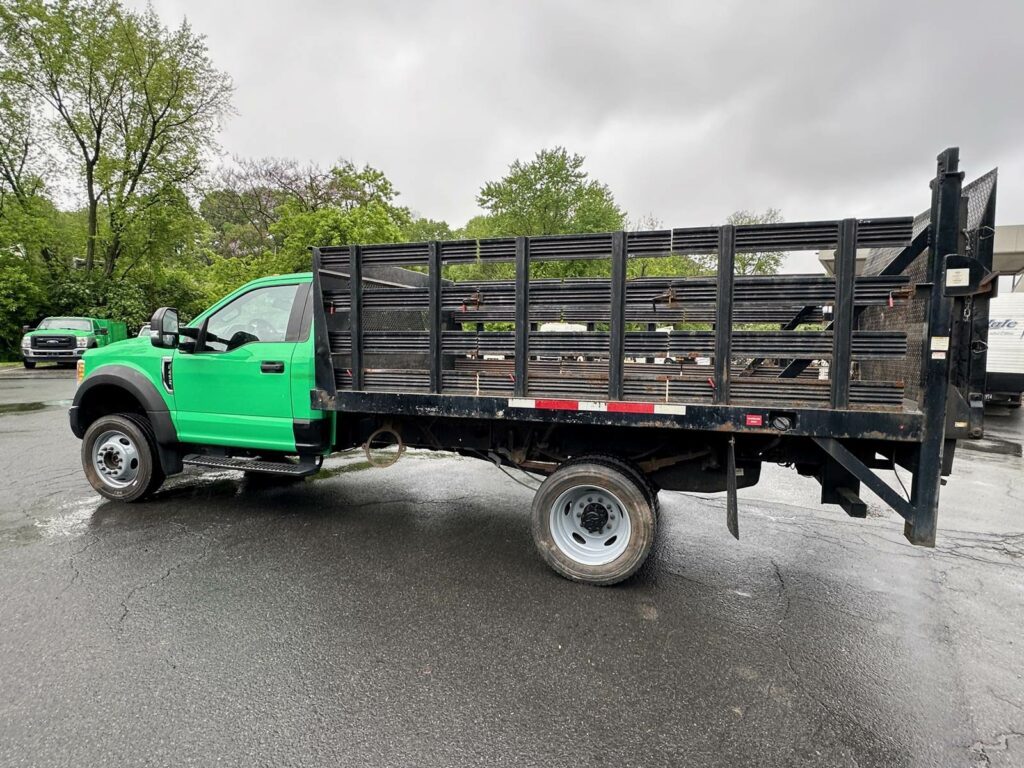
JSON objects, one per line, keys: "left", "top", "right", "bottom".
{"left": 23, "top": 350, "right": 83, "bottom": 362}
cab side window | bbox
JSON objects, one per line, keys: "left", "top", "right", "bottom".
{"left": 204, "top": 284, "right": 301, "bottom": 352}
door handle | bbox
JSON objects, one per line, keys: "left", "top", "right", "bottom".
{"left": 260, "top": 360, "right": 285, "bottom": 374}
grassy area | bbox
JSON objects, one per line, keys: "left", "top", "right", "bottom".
{"left": 0, "top": 361, "right": 21, "bottom": 369}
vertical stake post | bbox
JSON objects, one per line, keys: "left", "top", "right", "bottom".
{"left": 609, "top": 231, "right": 627, "bottom": 401}
{"left": 514, "top": 237, "right": 529, "bottom": 398}
{"left": 830, "top": 218, "right": 858, "bottom": 409}
{"left": 428, "top": 241, "right": 442, "bottom": 394}
{"left": 713, "top": 225, "right": 735, "bottom": 405}
{"left": 349, "top": 244, "right": 364, "bottom": 391}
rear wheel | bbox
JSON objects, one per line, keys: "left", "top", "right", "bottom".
{"left": 81, "top": 414, "right": 165, "bottom": 502}
{"left": 22, "top": 360, "right": 35, "bottom": 369}
{"left": 572, "top": 454, "right": 660, "bottom": 516}
{"left": 531, "top": 459, "right": 657, "bottom": 586}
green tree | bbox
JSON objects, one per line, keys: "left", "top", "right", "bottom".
{"left": 0, "top": 83, "right": 43, "bottom": 213}
{"left": 688, "top": 209, "right": 785, "bottom": 276}
{"left": 475, "top": 147, "right": 626, "bottom": 237}
{"left": 271, "top": 200, "right": 406, "bottom": 272}
{"left": 0, "top": 250, "right": 46, "bottom": 357}
{"left": 0, "top": 0, "right": 232, "bottom": 276}
{"left": 449, "top": 148, "right": 627, "bottom": 282}
{"left": 201, "top": 158, "right": 417, "bottom": 266}
{"left": 728, "top": 209, "right": 784, "bottom": 275}
{"left": 402, "top": 216, "right": 452, "bottom": 242}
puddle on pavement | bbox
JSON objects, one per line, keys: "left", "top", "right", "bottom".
{"left": 0, "top": 446, "right": 472, "bottom": 549}
{"left": 34, "top": 496, "right": 103, "bottom": 539}
{"left": 960, "top": 436, "right": 1023, "bottom": 458}
{"left": 0, "top": 495, "right": 103, "bottom": 549}
{"left": 311, "top": 448, "right": 464, "bottom": 480}
{"left": 314, "top": 461, "right": 373, "bottom": 479}
{"left": 0, "top": 399, "right": 72, "bottom": 416}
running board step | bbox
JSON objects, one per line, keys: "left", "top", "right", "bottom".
{"left": 182, "top": 454, "right": 320, "bottom": 477}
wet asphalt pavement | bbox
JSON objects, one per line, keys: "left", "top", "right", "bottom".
{"left": 1, "top": 368, "right": 1023, "bottom": 767}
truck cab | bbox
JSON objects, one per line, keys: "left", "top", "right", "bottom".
{"left": 69, "top": 273, "right": 329, "bottom": 502}
{"left": 22, "top": 316, "right": 127, "bottom": 369}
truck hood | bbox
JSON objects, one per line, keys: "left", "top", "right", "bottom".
{"left": 26, "top": 328, "right": 94, "bottom": 338}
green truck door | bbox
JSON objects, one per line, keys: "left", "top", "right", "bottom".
{"left": 172, "top": 282, "right": 306, "bottom": 451}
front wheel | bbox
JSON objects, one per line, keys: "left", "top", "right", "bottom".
{"left": 531, "top": 459, "right": 657, "bottom": 586}
{"left": 81, "top": 414, "right": 165, "bottom": 502}
{"left": 22, "top": 360, "right": 35, "bottom": 369}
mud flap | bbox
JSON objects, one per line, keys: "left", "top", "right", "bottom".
{"left": 726, "top": 437, "right": 739, "bottom": 540}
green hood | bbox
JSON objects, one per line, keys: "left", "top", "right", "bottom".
{"left": 26, "top": 328, "right": 95, "bottom": 338}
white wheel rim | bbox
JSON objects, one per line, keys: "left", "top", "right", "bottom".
{"left": 549, "top": 484, "right": 632, "bottom": 566}
{"left": 92, "top": 430, "right": 141, "bottom": 489}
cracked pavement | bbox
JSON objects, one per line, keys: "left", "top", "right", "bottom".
{"left": 1, "top": 370, "right": 1023, "bottom": 767}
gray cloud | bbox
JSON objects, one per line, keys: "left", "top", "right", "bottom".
{"left": 133, "top": 0, "right": 1024, "bottom": 268}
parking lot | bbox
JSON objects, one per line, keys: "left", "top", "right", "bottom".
{"left": 1, "top": 366, "right": 1022, "bottom": 767}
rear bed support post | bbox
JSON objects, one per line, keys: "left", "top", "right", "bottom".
{"left": 609, "top": 230, "right": 627, "bottom": 401}
{"left": 830, "top": 218, "right": 858, "bottom": 408}
{"left": 515, "top": 237, "right": 530, "bottom": 398}
{"left": 349, "top": 244, "right": 364, "bottom": 391}
{"left": 714, "top": 225, "right": 735, "bottom": 404}
{"left": 429, "top": 241, "right": 443, "bottom": 393}
{"left": 907, "top": 147, "right": 963, "bottom": 546}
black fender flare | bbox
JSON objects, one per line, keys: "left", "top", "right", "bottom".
{"left": 69, "top": 365, "right": 182, "bottom": 474}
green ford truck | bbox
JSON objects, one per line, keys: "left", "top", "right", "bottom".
{"left": 22, "top": 316, "right": 127, "bottom": 368}
{"left": 69, "top": 149, "right": 996, "bottom": 585}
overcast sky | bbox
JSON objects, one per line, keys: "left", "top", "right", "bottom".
{"left": 131, "top": 0, "right": 1023, "bottom": 271}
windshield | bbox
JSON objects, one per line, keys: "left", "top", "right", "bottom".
{"left": 37, "top": 318, "right": 93, "bottom": 332}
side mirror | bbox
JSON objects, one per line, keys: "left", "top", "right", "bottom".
{"left": 22, "top": 324, "right": 33, "bottom": 332}
{"left": 95, "top": 327, "right": 108, "bottom": 336}
{"left": 149, "top": 307, "right": 179, "bottom": 349}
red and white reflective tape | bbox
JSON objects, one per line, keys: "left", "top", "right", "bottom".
{"left": 507, "top": 398, "right": 686, "bottom": 415}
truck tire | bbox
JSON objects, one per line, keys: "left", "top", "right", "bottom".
{"left": 565, "top": 454, "right": 661, "bottom": 517}
{"left": 81, "top": 414, "right": 165, "bottom": 502}
{"left": 22, "top": 360, "right": 35, "bottom": 369}
{"left": 532, "top": 459, "right": 657, "bottom": 586}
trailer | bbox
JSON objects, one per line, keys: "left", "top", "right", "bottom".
{"left": 69, "top": 148, "right": 997, "bottom": 585}
{"left": 984, "top": 292, "right": 1024, "bottom": 407}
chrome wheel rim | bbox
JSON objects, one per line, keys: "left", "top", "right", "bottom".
{"left": 549, "top": 485, "right": 631, "bottom": 565}
{"left": 92, "top": 430, "right": 140, "bottom": 489}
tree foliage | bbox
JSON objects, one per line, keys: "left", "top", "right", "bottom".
{"left": 200, "top": 157, "right": 413, "bottom": 273}
{"left": 447, "top": 147, "right": 628, "bottom": 282}
{"left": 475, "top": 147, "right": 625, "bottom": 237}
{"left": 0, "top": 0, "right": 232, "bottom": 276}
{"left": 685, "top": 208, "right": 786, "bottom": 276}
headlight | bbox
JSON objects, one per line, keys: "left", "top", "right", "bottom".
{"left": 21, "top": 335, "right": 30, "bottom": 349}
{"left": 76, "top": 336, "right": 91, "bottom": 348}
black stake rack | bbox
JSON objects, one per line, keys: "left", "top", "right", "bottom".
{"left": 310, "top": 149, "right": 997, "bottom": 548}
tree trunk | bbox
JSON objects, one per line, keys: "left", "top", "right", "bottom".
{"left": 85, "top": 202, "right": 98, "bottom": 272}
{"left": 84, "top": 163, "right": 97, "bottom": 271}
{"left": 104, "top": 236, "right": 120, "bottom": 278}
